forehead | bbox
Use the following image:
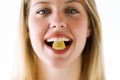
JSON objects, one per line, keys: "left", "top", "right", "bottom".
{"left": 29, "top": 0, "right": 84, "bottom": 4}
{"left": 29, "top": 0, "right": 85, "bottom": 8}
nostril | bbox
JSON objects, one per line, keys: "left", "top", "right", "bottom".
{"left": 50, "top": 24, "right": 65, "bottom": 28}
{"left": 50, "top": 22, "right": 67, "bottom": 28}
{"left": 61, "top": 25, "right": 64, "bottom": 28}
{"left": 52, "top": 26, "right": 56, "bottom": 28}
{"left": 50, "top": 24, "right": 57, "bottom": 28}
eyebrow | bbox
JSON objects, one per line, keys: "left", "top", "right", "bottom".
{"left": 33, "top": 1, "right": 50, "bottom": 5}
{"left": 31, "top": 1, "right": 50, "bottom": 7}
{"left": 65, "top": 0, "right": 82, "bottom": 4}
{"left": 38, "top": 1, "right": 50, "bottom": 4}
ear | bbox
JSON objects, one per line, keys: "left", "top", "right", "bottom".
{"left": 87, "top": 26, "right": 91, "bottom": 38}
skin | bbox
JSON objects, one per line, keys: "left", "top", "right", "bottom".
{"left": 28, "top": 0, "right": 91, "bottom": 80}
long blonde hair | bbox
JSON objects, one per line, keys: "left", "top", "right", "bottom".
{"left": 14, "top": 0, "right": 105, "bottom": 80}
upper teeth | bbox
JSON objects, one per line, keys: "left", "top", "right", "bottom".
{"left": 47, "top": 38, "right": 70, "bottom": 42}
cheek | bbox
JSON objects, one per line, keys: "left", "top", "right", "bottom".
{"left": 28, "top": 16, "right": 48, "bottom": 55}
{"left": 70, "top": 20, "right": 88, "bottom": 38}
{"left": 27, "top": 16, "right": 49, "bottom": 53}
{"left": 70, "top": 19, "right": 89, "bottom": 51}
{"left": 28, "top": 16, "right": 47, "bottom": 39}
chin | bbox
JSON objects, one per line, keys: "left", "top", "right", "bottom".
{"left": 43, "top": 55, "right": 71, "bottom": 69}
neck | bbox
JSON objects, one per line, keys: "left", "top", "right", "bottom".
{"left": 38, "top": 58, "right": 81, "bottom": 80}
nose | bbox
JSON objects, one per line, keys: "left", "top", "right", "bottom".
{"left": 49, "top": 13, "right": 67, "bottom": 29}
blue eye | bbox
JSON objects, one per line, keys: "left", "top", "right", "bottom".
{"left": 37, "top": 9, "right": 50, "bottom": 15}
{"left": 66, "top": 8, "right": 79, "bottom": 14}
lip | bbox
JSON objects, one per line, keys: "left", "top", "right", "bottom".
{"left": 44, "top": 33, "right": 72, "bottom": 41}
{"left": 44, "top": 33, "right": 73, "bottom": 54}
{"left": 45, "top": 43, "right": 71, "bottom": 54}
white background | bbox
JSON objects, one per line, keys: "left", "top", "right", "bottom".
{"left": 0, "top": 0, "right": 120, "bottom": 80}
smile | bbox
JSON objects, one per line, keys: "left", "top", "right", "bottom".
{"left": 45, "top": 37, "right": 72, "bottom": 50}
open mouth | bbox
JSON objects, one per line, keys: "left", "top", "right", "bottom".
{"left": 45, "top": 38, "right": 72, "bottom": 50}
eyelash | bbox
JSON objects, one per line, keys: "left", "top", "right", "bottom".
{"left": 36, "top": 8, "right": 51, "bottom": 15}
{"left": 65, "top": 8, "right": 79, "bottom": 14}
{"left": 36, "top": 8, "right": 79, "bottom": 15}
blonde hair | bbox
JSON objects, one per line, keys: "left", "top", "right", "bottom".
{"left": 15, "top": 0, "right": 105, "bottom": 80}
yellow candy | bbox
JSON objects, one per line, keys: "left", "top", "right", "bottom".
{"left": 52, "top": 41, "right": 66, "bottom": 50}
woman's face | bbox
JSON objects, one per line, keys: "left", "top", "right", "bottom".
{"left": 28, "top": 0, "right": 91, "bottom": 68}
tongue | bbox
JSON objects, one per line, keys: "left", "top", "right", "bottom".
{"left": 52, "top": 40, "right": 66, "bottom": 50}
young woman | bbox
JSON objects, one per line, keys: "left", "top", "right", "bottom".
{"left": 14, "top": 0, "right": 105, "bottom": 80}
